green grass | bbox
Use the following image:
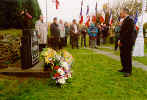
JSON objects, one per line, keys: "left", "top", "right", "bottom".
{"left": 144, "top": 45, "right": 147, "bottom": 53}
{"left": 1, "top": 48, "right": 147, "bottom": 100}
{"left": 134, "top": 56, "right": 147, "bottom": 65}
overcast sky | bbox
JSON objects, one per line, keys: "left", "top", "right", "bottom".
{"left": 37, "top": 0, "right": 147, "bottom": 23}
{"left": 37, "top": 0, "right": 118, "bottom": 23}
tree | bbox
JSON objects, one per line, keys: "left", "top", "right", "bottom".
{"left": 112, "top": 0, "right": 142, "bottom": 23}
{"left": 0, "top": 0, "right": 41, "bottom": 29}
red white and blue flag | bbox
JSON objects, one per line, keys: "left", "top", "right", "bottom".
{"left": 85, "top": 16, "right": 90, "bottom": 27}
{"left": 85, "top": 5, "right": 90, "bottom": 27}
{"left": 80, "top": 0, "right": 84, "bottom": 24}
{"left": 134, "top": 11, "right": 139, "bottom": 31}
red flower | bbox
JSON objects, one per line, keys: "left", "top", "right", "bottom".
{"left": 54, "top": 73, "right": 60, "bottom": 78}
{"left": 25, "top": 12, "right": 32, "bottom": 19}
{"left": 54, "top": 66, "right": 60, "bottom": 70}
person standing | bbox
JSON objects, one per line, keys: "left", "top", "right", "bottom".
{"left": 70, "top": 19, "right": 79, "bottom": 49}
{"left": 102, "top": 24, "right": 109, "bottom": 44}
{"left": 35, "top": 16, "right": 48, "bottom": 51}
{"left": 81, "top": 25, "right": 87, "bottom": 48}
{"left": 64, "top": 22, "right": 70, "bottom": 46}
{"left": 114, "top": 23, "right": 121, "bottom": 51}
{"left": 88, "top": 23, "right": 98, "bottom": 48}
{"left": 96, "top": 24, "right": 102, "bottom": 46}
{"left": 118, "top": 8, "right": 136, "bottom": 77}
{"left": 50, "top": 17, "right": 60, "bottom": 50}
{"left": 59, "top": 19, "right": 65, "bottom": 49}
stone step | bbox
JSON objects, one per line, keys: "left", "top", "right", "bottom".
{"left": 0, "top": 61, "right": 51, "bottom": 77}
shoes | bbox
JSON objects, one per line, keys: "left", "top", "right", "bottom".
{"left": 118, "top": 69, "right": 125, "bottom": 73}
{"left": 124, "top": 73, "right": 131, "bottom": 77}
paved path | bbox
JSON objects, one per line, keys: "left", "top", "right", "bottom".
{"left": 86, "top": 48, "right": 147, "bottom": 71}
{"left": 101, "top": 46, "right": 147, "bottom": 56}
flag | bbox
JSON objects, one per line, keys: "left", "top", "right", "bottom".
{"left": 80, "top": 16, "right": 84, "bottom": 24}
{"left": 86, "top": 5, "right": 89, "bottom": 16}
{"left": 80, "top": 0, "right": 83, "bottom": 24}
{"left": 134, "top": 11, "right": 139, "bottom": 31}
{"left": 100, "top": 11, "right": 105, "bottom": 23}
{"left": 109, "top": 11, "right": 113, "bottom": 25}
{"left": 134, "top": 11, "right": 139, "bottom": 24}
{"left": 56, "top": 0, "right": 59, "bottom": 9}
{"left": 92, "top": 16, "right": 96, "bottom": 23}
{"left": 85, "top": 5, "right": 90, "bottom": 26}
{"left": 80, "top": 0, "right": 83, "bottom": 16}
{"left": 85, "top": 16, "right": 90, "bottom": 27}
{"left": 80, "top": 7, "right": 83, "bottom": 16}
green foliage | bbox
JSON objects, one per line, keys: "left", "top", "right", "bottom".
{"left": 0, "top": 0, "right": 41, "bottom": 29}
{"left": 112, "top": 0, "right": 142, "bottom": 23}
{"left": 17, "top": 0, "right": 41, "bottom": 28}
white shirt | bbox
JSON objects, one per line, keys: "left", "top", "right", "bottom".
{"left": 59, "top": 24, "right": 65, "bottom": 38}
{"left": 35, "top": 20, "right": 48, "bottom": 44}
{"left": 73, "top": 24, "right": 78, "bottom": 33}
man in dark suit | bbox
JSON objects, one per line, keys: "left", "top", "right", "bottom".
{"left": 118, "top": 8, "right": 137, "bottom": 77}
{"left": 70, "top": 19, "right": 79, "bottom": 49}
{"left": 50, "top": 17, "right": 60, "bottom": 50}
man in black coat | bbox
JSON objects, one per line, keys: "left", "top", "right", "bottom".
{"left": 118, "top": 8, "right": 137, "bottom": 77}
{"left": 70, "top": 19, "right": 79, "bottom": 49}
{"left": 50, "top": 17, "right": 61, "bottom": 50}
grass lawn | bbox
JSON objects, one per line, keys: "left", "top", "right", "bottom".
{"left": 0, "top": 48, "right": 147, "bottom": 100}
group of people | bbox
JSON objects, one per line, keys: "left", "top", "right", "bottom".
{"left": 35, "top": 8, "right": 137, "bottom": 77}
{"left": 49, "top": 17, "right": 110, "bottom": 50}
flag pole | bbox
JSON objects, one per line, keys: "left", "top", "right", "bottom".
{"left": 46, "top": 0, "right": 48, "bottom": 23}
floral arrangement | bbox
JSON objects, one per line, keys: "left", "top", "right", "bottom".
{"left": 40, "top": 48, "right": 73, "bottom": 85}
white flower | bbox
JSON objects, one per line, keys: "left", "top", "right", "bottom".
{"left": 57, "top": 77, "right": 66, "bottom": 84}
{"left": 57, "top": 68, "right": 65, "bottom": 75}
{"left": 61, "top": 62, "right": 69, "bottom": 71}
{"left": 68, "top": 73, "right": 72, "bottom": 78}
{"left": 55, "top": 55, "right": 61, "bottom": 61}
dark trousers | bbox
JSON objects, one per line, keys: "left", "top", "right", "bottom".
{"left": 96, "top": 34, "right": 101, "bottom": 46}
{"left": 109, "top": 37, "right": 114, "bottom": 44}
{"left": 120, "top": 46, "right": 133, "bottom": 73}
{"left": 81, "top": 34, "right": 86, "bottom": 47}
{"left": 114, "top": 38, "right": 119, "bottom": 51}
{"left": 72, "top": 35, "right": 79, "bottom": 49}
{"left": 60, "top": 37, "right": 65, "bottom": 49}
{"left": 70, "top": 36, "right": 72, "bottom": 45}
{"left": 103, "top": 36, "right": 107, "bottom": 44}
{"left": 51, "top": 37, "right": 60, "bottom": 51}
{"left": 65, "top": 36, "right": 67, "bottom": 46}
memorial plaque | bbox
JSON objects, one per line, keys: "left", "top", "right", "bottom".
{"left": 21, "top": 29, "right": 39, "bottom": 69}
